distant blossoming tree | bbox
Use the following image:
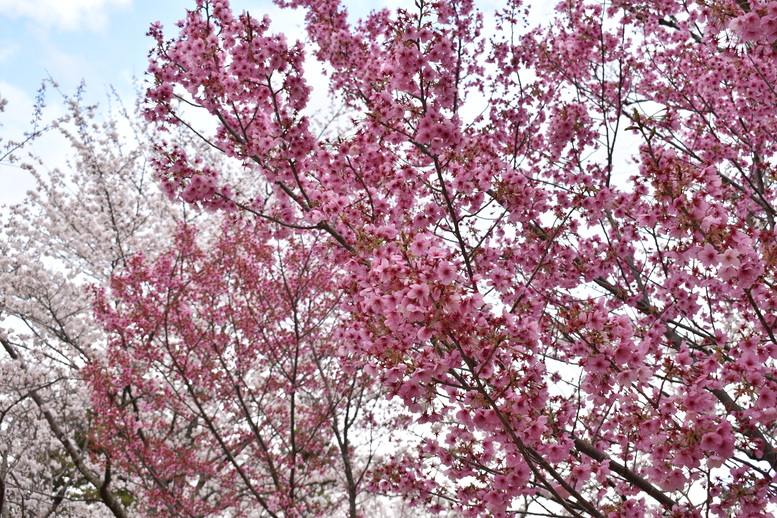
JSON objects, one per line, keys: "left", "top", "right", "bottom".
{"left": 87, "top": 218, "right": 402, "bottom": 517}
{"left": 0, "top": 88, "right": 180, "bottom": 517}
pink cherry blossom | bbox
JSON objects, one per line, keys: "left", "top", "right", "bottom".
{"left": 127, "top": 0, "right": 777, "bottom": 515}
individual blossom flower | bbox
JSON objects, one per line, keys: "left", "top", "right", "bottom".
{"left": 756, "top": 387, "right": 777, "bottom": 410}
{"left": 717, "top": 248, "right": 741, "bottom": 282}
{"left": 585, "top": 353, "right": 610, "bottom": 374}
{"left": 736, "top": 260, "right": 763, "bottom": 289}
{"left": 416, "top": 326, "right": 433, "bottom": 341}
{"left": 613, "top": 342, "right": 633, "bottom": 364}
{"left": 700, "top": 423, "right": 735, "bottom": 459}
{"left": 546, "top": 443, "right": 569, "bottom": 463}
{"left": 406, "top": 282, "right": 430, "bottom": 301}
{"left": 409, "top": 235, "right": 429, "bottom": 256}
{"left": 700, "top": 431, "right": 724, "bottom": 453}
{"left": 698, "top": 243, "right": 718, "bottom": 268}
{"left": 435, "top": 261, "right": 456, "bottom": 284}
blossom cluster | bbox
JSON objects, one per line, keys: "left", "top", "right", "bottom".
{"left": 729, "top": 3, "right": 777, "bottom": 42}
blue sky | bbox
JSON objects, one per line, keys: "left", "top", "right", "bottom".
{"left": 0, "top": 0, "right": 350, "bottom": 99}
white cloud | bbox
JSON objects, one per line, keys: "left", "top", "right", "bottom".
{"left": 0, "top": 43, "right": 18, "bottom": 63}
{"left": 0, "top": 0, "right": 131, "bottom": 32}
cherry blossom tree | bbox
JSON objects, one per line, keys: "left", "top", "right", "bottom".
{"left": 140, "top": 0, "right": 777, "bottom": 516}
{"left": 87, "top": 218, "right": 401, "bottom": 517}
{"left": 0, "top": 87, "right": 189, "bottom": 517}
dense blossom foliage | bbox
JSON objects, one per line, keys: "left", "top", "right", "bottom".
{"left": 92, "top": 0, "right": 777, "bottom": 515}
{"left": 0, "top": 89, "right": 410, "bottom": 517}
{"left": 88, "top": 220, "right": 396, "bottom": 517}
